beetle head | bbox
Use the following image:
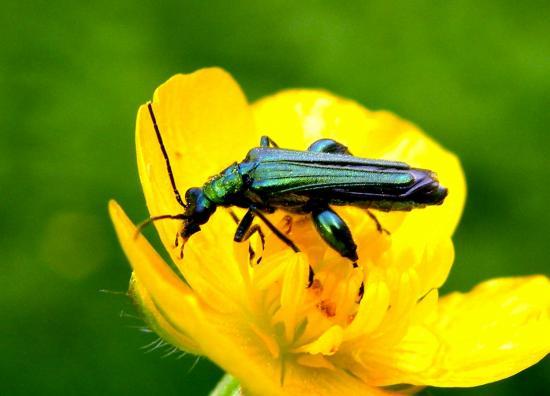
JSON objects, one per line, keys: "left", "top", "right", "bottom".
{"left": 181, "top": 187, "right": 217, "bottom": 239}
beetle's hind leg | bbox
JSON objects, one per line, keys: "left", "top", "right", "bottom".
{"left": 308, "top": 138, "right": 351, "bottom": 154}
{"left": 260, "top": 135, "right": 279, "bottom": 148}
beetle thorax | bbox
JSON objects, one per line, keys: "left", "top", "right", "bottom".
{"left": 203, "top": 163, "right": 245, "bottom": 204}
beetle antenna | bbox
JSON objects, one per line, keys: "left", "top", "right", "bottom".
{"left": 134, "top": 214, "right": 186, "bottom": 239}
{"left": 147, "top": 102, "right": 186, "bottom": 208}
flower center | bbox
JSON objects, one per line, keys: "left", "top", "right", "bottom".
{"left": 242, "top": 211, "right": 382, "bottom": 364}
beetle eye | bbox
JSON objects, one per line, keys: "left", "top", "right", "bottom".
{"left": 185, "top": 187, "right": 202, "bottom": 206}
{"left": 184, "top": 187, "right": 215, "bottom": 225}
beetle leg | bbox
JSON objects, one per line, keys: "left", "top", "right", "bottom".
{"left": 239, "top": 224, "right": 266, "bottom": 246}
{"left": 307, "top": 138, "right": 352, "bottom": 154}
{"left": 232, "top": 209, "right": 265, "bottom": 255}
{"left": 249, "top": 207, "right": 300, "bottom": 253}
{"left": 242, "top": 224, "right": 266, "bottom": 264}
{"left": 233, "top": 208, "right": 256, "bottom": 242}
{"left": 248, "top": 207, "right": 315, "bottom": 287}
{"left": 312, "top": 206, "right": 358, "bottom": 262}
{"left": 227, "top": 208, "right": 240, "bottom": 224}
{"left": 260, "top": 135, "right": 280, "bottom": 148}
{"left": 232, "top": 209, "right": 262, "bottom": 263}
{"left": 366, "top": 209, "right": 390, "bottom": 235}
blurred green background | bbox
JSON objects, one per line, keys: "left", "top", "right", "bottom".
{"left": 1, "top": 1, "right": 548, "bottom": 395}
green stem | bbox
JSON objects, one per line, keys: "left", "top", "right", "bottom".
{"left": 209, "top": 373, "right": 241, "bottom": 396}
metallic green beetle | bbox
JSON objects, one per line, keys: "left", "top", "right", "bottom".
{"left": 143, "top": 103, "right": 447, "bottom": 269}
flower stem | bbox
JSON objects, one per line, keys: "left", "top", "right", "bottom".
{"left": 209, "top": 373, "right": 241, "bottom": 396}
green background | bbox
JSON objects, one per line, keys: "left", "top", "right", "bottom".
{"left": 1, "top": 1, "right": 548, "bottom": 395}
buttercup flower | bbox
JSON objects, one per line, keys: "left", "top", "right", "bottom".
{"left": 110, "top": 68, "right": 549, "bottom": 395}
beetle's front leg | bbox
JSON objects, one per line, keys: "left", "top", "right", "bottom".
{"left": 260, "top": 135, "right": 279, "bottom": 148}
{"left": 232, "top": 211, "right": 265, "bottom": 264}
{"left": 233, "top": 208, "right": 257, "bottom": 242}
{"left": 235, "top": 206, "right": 314, "bottom": 287}
{"left": 311, "top": 206, "right": 358, "bottom": 262}
{"left": 308, "top": 138, "right": 351, "bottom": 154}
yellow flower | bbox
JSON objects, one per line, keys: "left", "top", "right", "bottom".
{"left": 109, "top": 68, "right": 549, "bottom": 395}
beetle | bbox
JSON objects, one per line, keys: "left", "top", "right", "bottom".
{"left": 140, "top": 103, "right": 447, "bottom": 271}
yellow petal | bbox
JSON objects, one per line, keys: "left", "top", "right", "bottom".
{"left": 278, "top": 253, "right": 310, "bottom": 341}
{"left": 109, "top": 200, "right": 203, "bottom": 344}
{"left": 428, "top": 275, "right": 550, "bottom": 387}
{"left": 296, "top": 354, "right": 336, "bottom": 370}
{"left": 129, "top": 274, "right": 201, "bottom": 355}
{"left": 136, "top": 68, "right": 256, "bottom": 261}
{"left": 294, "top": 325, "right": 344, "bottom": 355}
{"left": 109, "top": 200, "right": 277, "bottom": 393}
{"left": 347, "top": 325, "right": 440, "bottom": 386}
{"left": 345, "top": 268, "right": 390, "bottom": 340}
{"left": 352, "top": 275, "right": 550, "bottom": 387}
{"left": 415, "top": 239, "right": 454, "bottom": 297}
{"left": 252, "top": 89, "right": 466, "bottom": 239}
